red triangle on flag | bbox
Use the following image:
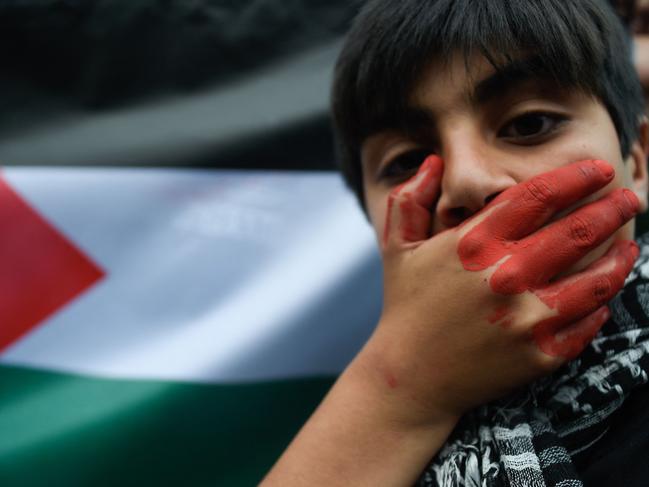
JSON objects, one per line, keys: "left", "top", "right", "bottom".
{"left": 0, "top": 176, "right": 105, "bottom": 353}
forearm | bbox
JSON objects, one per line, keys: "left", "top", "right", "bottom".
{"left": 263, "top": 157, "right": 640, "bottom": 484}
{"left": 261, "top": 343, "right": 460, "bottom": 486}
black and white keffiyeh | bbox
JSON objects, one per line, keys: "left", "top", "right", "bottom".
{"left": 417, "top": 233, "right": 649, "bottom": 487}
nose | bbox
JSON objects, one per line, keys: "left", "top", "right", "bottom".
{"left": 435, "top": 142, "right": 516, "bottom": 229}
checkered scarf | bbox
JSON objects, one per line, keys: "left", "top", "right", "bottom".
{"left": 417, "top": 233, "right": 649, "bottom": 487}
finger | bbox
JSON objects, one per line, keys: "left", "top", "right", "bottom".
{"left": 535, "top": 239, "right": 638, "bottom": 327}
{"left": 531, "top": 239, "right": 637, "bottom": 358}
{"left": 483, "top": 159, "right": 615, "bottom": 241}
{"left": 500, "top": 188, "right": 639, "bottom": 289}
{"left": 383, "top": 155, "right": 444, "bottom": 248}
{"left": 534, "top": 306, "right": 611, "bottom": 360}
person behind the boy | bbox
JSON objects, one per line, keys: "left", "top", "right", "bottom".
{"left": 264, "top": 1, "right": 649, "bottom": 485}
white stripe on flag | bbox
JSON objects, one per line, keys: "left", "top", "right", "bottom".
{"left": 1, "top": 168, "right": 381, "bottom": 383}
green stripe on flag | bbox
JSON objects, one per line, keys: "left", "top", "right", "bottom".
{"left": 0, "top": 364, "right": 334, "bottom": 487}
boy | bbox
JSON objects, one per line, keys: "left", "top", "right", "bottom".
{"left": 264, "top": 1, "right": 649, "bottom": 485}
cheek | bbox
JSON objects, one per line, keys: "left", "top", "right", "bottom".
{"left": 518, "top": 130, "right": 627, "bottom": 207}
{"left": 372, "top": 206, "right": 388, "bottom": 243}
{"left": 365, "top": 190, "right": 390, "bottom": 244}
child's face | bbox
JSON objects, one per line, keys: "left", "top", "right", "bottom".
{"left": 361, "top": 53, "right": 649, "bottom": 270}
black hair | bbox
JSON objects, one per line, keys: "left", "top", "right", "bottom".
{"left": 332, "top": 0, "right": 645, "bottom": 208}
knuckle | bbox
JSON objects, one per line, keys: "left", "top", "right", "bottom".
{"left": 592, "top": 275, "right": 614, "bottom": 304}
{"left": 612, "top": 204, "right": 626, "bottom": 225}
{"left": 577, "top": 160, "right": 606, "bottom": 183}
{"left": 492, "top": 264, "right": 524, "bottom": 294}
{"left": 612, "top": 196, "right": 634, "bottom": 223}
{"left": 458, "top": 234, "right": 483, "bottom": 260}
{"left": 568, "top": 215, "right": 596, "bottom": 247}
{"left": 577, "top": 164, "right": 592, "bottom": 181}
{"left": 577, "top": 163, "right": 599, "bottom": 186}
{"left": 523, "top": 176, "right": 557, "bottom": 205}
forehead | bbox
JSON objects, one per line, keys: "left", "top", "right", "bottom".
{"left": 360, "top": 51, "right": 613, "bottom": 174}
{"left": 410, "top": 52, "right": 557, "bottom": 109}
{"left": 382, "top": 52, "right": 589, "bottom": 144}
{"left": 414, "top": 53, "right": 493, "bottom": 91}
{"left": 409, "top": 54, "right": 484, "bottom": 112}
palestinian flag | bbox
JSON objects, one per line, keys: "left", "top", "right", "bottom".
{"left": 0, "top": 2, "right": 375, "bottom": 485}
{"left": 0, "top": 167, "right": 380, "bottom": 486}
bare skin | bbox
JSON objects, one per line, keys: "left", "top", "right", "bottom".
{"left": 263, "top": 160, "right": 640, "bottom": 487}
{"left": 263, "top": 53, "right": 649, "bottom": 486}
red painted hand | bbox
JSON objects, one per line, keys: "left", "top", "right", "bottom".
{"left": 368, "top": 156, "right": 639, "bottom": 421}
{"left": 457, "top": 162, "right": 639, "bottom": 358}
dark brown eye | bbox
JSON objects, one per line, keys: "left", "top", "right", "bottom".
{"left": 512, "top": 115, "right": 545, "bottom": 136}
{"left": 379, "top": 149, "right": 430, "bottom": 182}
{"left": 499, "top": 112, "right": 566, "bottom": 141}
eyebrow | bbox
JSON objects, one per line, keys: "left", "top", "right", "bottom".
{"left": 472, "top": 56, "right": 550, "bottom": 105}
{"left": 398, "top": 56, "right": 554, "bottom": 135}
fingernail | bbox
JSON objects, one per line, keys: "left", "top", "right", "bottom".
{"left": 592, "top": 160, "right": 614, "bottom": 179}
{"left": 420, "top": 156, "right": 434, "bottom": 172}
{"left": 423, "top": 155, "right": 443, "bottom": 176}
{"left": 623, "top": 189, "right": 640, "bottom": 213}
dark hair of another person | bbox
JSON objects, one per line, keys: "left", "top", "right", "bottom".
{"left": 332, "top": 0, "right": 645, "bottom": 208}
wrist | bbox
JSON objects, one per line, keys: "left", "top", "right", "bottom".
{"left": 348, "top": 332, "right": 462, "bottom": 434}
{"left": 262, "top": 335, "right": 460, "bottom": 486}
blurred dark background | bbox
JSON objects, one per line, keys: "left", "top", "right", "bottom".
{"left": 2, "top": 3, "right": 649, "bottom": 486}
{"left": 0, "top": 0, "right": 361, "bottom": 170}
{"left": 1, "top": 0, "right": 648, "bottom": 234}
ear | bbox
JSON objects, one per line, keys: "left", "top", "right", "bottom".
{"left": 626, "top": 116, "right": 649, "bottom": 213}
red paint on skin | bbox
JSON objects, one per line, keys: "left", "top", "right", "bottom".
{"left": 465, "top": 159, "right": 616, "bottom": 243}
{"left": 533, "top": 307, "right": 611, "bottom": 360}
{"left": 381, "top": 158, "right": 637, "bottom": 359}
{"left": 382, "top": 180, "right": 410, "bottom": 248}
{"left": 456, "top": 162, "right": 640, "bottom": 358}
{"left": 399, "top": 197, "right": 431, "bottom": 242}
{"left": 532, "top": 240, "right": 638, "bottom": 358}
{"left": 385, "top": 372, "right": 399, "bottom": 389}
{"left": 480, "top": 245, "right": 632, "bottom": 357}
{"left": 488, "top": 190, "right": 636, "bottom": 294}
{"left": 488, "top": 305, "right": 511, "bottom": 326}
{"left": 382, "top": 156, "right": 443, "bottom": 247}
